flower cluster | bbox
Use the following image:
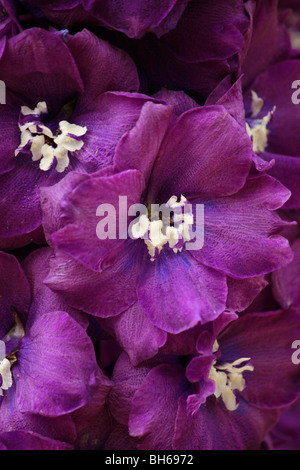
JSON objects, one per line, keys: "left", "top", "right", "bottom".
{"left": 0, "top": 0, "right": 299, "bottom": 451}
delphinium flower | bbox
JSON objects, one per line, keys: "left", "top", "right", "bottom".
{"left": 0, "top": 1, "right": 21, "bottom": 40}
{"left": 0, "top": 26, "right": 139, "bottom": 250}
{"left": 106, "top": 307, "right": 300, "bottom": 450}
{"left": 242, "top": 58, "right": 300, "bottom": 210}
{"left": 40, "top": 97, "right": 294, "bottom": 364}
{"left": 0, "top": 248, "right": 112, "bottom": 450}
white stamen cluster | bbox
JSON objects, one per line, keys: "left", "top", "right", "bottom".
{"left": 131, "top": 195, "right": 193, "bottom": 261}
{"left": 0, "top": 340, "right": 12, "bottom": 396}
{"left": 208, "top": 340, "right": 254, "bottom": 411}
{"left": 15, "top": 101, "right": 87, "bottom": 173}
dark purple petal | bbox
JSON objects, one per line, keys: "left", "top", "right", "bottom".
{"left": 129, "top": 363, "right": 185, "bottom": 449}
{"left": 100, "top": 302, "right": 167, "bottom": 365}
{"left": 226, "top": 275, "right": 268, "bottom": 312}
{"left": 241, "top": 0, "right": 291, "bottom": 89}
{"left": 272, "top": 239, "right": 300, "bottom": 309}
{"left": 173, "top": 393, "right": 279, "bottom": 450}
{"left": 147, "top": 105, "right": 252, "bottom": 202}
{"left": 137, "top": 249, "right": 227, "bottom": 334}
{"left": 0, "top": 431, "right": 73, "bottom": 450}
{"left": 0, "top": 251, "right": 31, "bottom": 336}
{"left": 22, "top": 247, "right": 88, "bottom": 329}
{"left": 66, "top": 29, "right": 139, "bottom": 110}
{"left": 113, "top": 100, "right": 174, "bottom": 185}
{"left": 49, "top": 169, "right": 146, "bottom": 271}
{"left": 191, "top": 174, "right": 294, "bottom": 278}
{"left": 0, "top": 28, "right": 84, "bottom": 114}
{"left": 45, "top": 244, "right": 139, "bottom": 318}
{"left": 82, "top": 0, "right": 190, "bottom": 38}
{"left": 16, "top": 311, "right": 103, "bottom": 416}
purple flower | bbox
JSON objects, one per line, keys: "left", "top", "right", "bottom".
{"left": 0, "top": 27, "right": 139, "bottom": 249}
{"left": 41, "top": 98, "right": 293, "bottom": 363}
{"left": 0, "top": 1, "right": 21, "bottom": 40}
{"left": 0, "top": 248, "right": 111, "bottom": 422}
{"left": 107, "top": 308, "right": 300, "bottom": 450}
{"left": 266, "top": 396, "right": 300, "bottom": 450}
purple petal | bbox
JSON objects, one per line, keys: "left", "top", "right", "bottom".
{"left": 0, "top": 251, "right": 31, "bottom": 336}
{"left": 22, "top": 247, "right": 88, "bottom": 329}
{"left": 66, "top": 29, "right": 139, "bottom": 109}
{"left": 129, "top": 363, "right": 185, "bottom": 449}
{"left": 219, "top": 308, "right": 300, "bottom": 409}
{"left": 147, "top": 105, "right": 252, "bottom": 202}
{"left": 16, "top": 311, "right": 103, "bottom": 416}
{"left": 49, "top": 169, "right": 146, "bottom": 271}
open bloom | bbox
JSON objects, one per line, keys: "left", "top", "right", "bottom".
{"left": 41, "top": 99, "right": 293, "bottom": 363}
{"left": 107, "top": 308, "right": 300, "bottom": 450}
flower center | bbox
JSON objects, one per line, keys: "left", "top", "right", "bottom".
{"left": 246, "top": 90, "right": 276, "bottom": 153}
{"left": 208, "top": 341, "right": 254, "bottom": 411}
{"left": 131, "top": 195, "right": 194, "bottom": 261}
{"left": 15, "top": 101, "right": 87, "bottom": 173}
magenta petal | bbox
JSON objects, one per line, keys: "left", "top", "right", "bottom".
{"left": 16, "top": 311, "right": 103, "bottom": 416}
{"left": 71, "top": 381, "right": 113, "bottom": 450}
{"left": 0, "top": 104, "right": 19, "bottom": 176}
{"left": 108, "top": 353, "right": 151, "bottom": 426}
